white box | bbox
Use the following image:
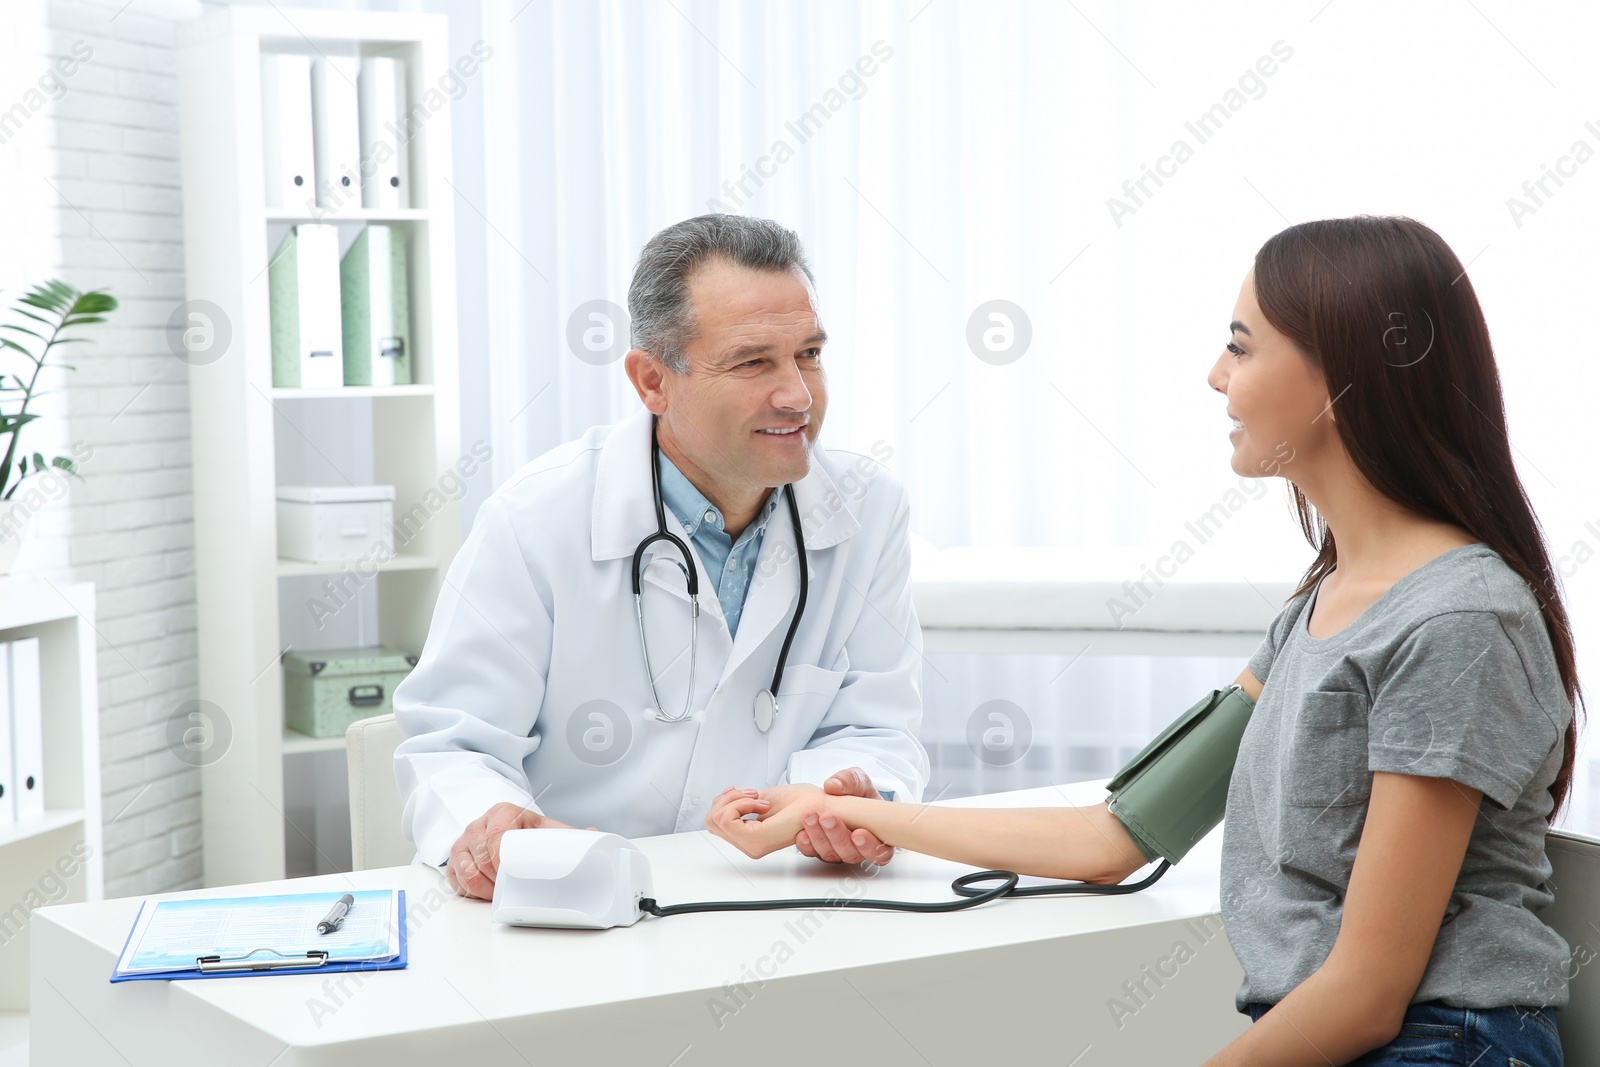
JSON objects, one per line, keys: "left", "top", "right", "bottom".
{"left": 276, "top": 485, "right": 396, "bottom": 563}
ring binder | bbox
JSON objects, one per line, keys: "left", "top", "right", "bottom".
{"left": 197, "top": 948, "right": 331, "bottom": 973}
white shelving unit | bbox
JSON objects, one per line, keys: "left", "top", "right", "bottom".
{"left": 0, "top": 581, "right": 103, "bottom": 1051}
{"left": 175, "top": 8, "right": 463, "bottom": 887}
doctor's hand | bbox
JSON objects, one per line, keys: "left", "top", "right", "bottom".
{"left": 446, "top": 803, "right": 588, "bottom": 900}
{"left": 795, "top": 768, "right": 895, "bottom": 866}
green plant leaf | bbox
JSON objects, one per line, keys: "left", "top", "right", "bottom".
{"left": 72, "top": 292, "right": 117, "bottom": 314}
{"left": 0, "top": 283, "right": 113, "bottom": 483}
{"left": 19, "top": 290, "right": 70, "bottom": 315}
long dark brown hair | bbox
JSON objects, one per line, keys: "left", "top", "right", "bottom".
{"left": 1253, "top": 215, "right": 1582, "bottom": 818}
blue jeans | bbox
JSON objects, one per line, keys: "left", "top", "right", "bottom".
{"left": 1242, "top": 1000, "right": 1563, "bottom": 1066}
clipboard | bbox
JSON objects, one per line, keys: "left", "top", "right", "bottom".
{"left": 109, "top": 890, "right": 407, "bottom": 983}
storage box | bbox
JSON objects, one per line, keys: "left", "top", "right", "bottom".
{"left": 276, "top": 484, "right": 395, "bottom": 563}
{"left": 284, "top": 646, "right": 417, "bottom": 737}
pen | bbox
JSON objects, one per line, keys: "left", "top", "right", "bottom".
{"left": 317, "top": 893, "right": 355, "bottom": 935}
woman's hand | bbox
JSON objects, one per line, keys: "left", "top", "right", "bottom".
{"left": 705, "top": 784, "right": 828, "bottom": 858}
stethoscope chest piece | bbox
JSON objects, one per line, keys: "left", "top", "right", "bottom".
{"left": 753, "top": 689, "right": 777, "bottom": 733}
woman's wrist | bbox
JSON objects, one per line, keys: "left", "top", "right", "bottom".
{"left": 824, "top": 793, "right": 896, "bottom": 844}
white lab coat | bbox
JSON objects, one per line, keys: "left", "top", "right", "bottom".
{"left": 393, "top": 408, "right": 929, "bottom": 866}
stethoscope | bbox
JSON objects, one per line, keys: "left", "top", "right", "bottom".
{"left": 631, "top": 417, "right": 809, "bottom": 732}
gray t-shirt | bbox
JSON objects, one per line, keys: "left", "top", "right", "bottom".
{"left": 1221, "top": 543, "right": 1572, "bottom": 1011}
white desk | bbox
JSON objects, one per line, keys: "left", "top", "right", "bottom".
{"left": 32, "top": 783, "right": 1248, "bottom": 1065}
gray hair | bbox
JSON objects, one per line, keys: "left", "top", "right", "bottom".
{"left": 627, "top": 214, "right": 815, "bottom": 373}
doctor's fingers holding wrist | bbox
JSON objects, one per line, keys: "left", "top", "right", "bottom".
{"left": 802, "top": 768, "right": 894, "bottom": 865}
{"left": 448, "top": 803, "right": 576, "bottom": 900}
{"left": 796, "top": 811, "right": 894, "bottom": 866}
{"left": 823, "top": 766, "right": 876, "bottom": 798}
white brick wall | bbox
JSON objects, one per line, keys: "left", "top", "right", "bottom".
{"left": 2, "top": 0, "right": 205, "bottom": 897}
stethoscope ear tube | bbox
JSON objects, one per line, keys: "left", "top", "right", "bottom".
{"left": 633, "top": 426, "right": 699, "bottom": 597}
{"left": 632, "top": 421, "right": 702, "bottom": 724}
{"left": 765, "top": 487, "right": 809, "bottom": 701}
{"left": 635, "top": 587, "right": 698, "bottom": 724}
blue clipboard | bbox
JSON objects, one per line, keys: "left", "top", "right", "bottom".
{"left": 109, "top": 890, "right": 407, "bottom": 982}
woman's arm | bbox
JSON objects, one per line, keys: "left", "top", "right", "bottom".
{"left": 823, "top": 796, "right": 1153, "bottom": 883}
{"left": 1199, "top": 771, "right": 1484, "bottom": 1066}
{"left": 707, "top": 787, "right": 1151, "bottom": 882}
{"left": 708, "top": 669, "right": 1268, "bottom": 880}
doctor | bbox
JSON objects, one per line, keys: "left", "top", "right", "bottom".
{"left": 394, "top": 213, "right": 929, "bottom": 899}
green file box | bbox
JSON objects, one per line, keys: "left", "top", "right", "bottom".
{"left": 269, "top": 223, "right": 344, "bottom": 388}
{"left": 339, "top": 224, "right": 411, "bottom": 386}
{"left": 283, "top": 646, "right": 418, "bottom": 738}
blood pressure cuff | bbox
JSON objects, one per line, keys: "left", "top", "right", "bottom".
{"left": 1105, "top": 685, "right": 1256, "bottom": 865}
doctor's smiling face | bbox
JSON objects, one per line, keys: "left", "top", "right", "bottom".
{"left": 627, "top": 256, "right": 827, "bottom": 531}
{"left": 1207, "top": 268, "right": 1333, "bottom": 479}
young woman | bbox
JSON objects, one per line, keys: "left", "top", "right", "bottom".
{"left": 707, "top": 216, "right": 1580, "bottom": 1066}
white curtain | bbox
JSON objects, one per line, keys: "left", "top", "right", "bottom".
{"left": 472, "top": 0, "right": 1600, "bottom": 825}
{"left": 475, "top": 0, "right": 1310, "bottom": 555}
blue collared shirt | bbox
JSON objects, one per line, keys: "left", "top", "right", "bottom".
{"left": 657, "top": 454, "right": 782, "bottom": 638}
